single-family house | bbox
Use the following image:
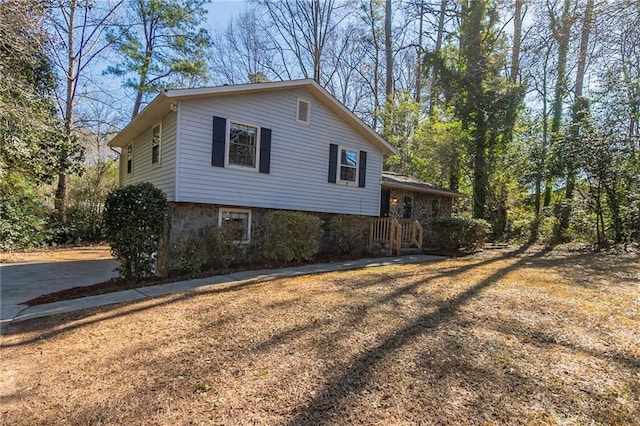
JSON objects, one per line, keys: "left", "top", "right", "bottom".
{"left": 108, "top": 79, "right": 461, "bottom": 268}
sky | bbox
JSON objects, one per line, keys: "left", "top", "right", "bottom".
{"left": 76, "top": 1, "right": 249, "bottom": 129}
{"left": 206, "top": 0, "right": 247, "bottom": 29}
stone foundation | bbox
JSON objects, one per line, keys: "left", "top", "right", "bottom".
{"left": 156, "top": 202, "right": 376, "bottom": 276}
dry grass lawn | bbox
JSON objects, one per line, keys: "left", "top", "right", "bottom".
{"left": 1, "top": 246, "right": 639, "bottom": 425}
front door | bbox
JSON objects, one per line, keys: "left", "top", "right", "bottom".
{"left": 380, "top": 189, "right": 390, "bottom": 217}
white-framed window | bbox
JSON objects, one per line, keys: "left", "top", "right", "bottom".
{"left": 403, "top": 196, "right": 414, "bottom": 219}
{"left": 218, "top": 208, "right": 252, "bottom": 243}
{"left": 338, "top": 147, "right": 358, "bottom": 184}
{"left": 126, "top": 144, "right": 133, "bottom": 174}
{"left": 227, "top": 121, "right": 260, "bottom": 169}
{"left": 151, "top": 123, "right": 161, "bottom": 165}
{"left": 296, "top": 98, "right": 310, "bottom": 124}
{"left": 431, "top": 198, "right": 441, "bottom": 218}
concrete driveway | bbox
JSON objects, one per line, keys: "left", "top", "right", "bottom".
{"left": 0, "top": 258, "right": 119, "bottom": 322}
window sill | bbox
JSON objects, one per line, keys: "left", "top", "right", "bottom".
{"left": 225, "top": 164, "right": 259, "bottom": 172}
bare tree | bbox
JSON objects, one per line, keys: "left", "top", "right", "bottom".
{"left": 45, "top": 0, "right": 124, "bottom": 219}
{"left": 258, "top": 0, "right": 344, "bottom": 84}
{"left": 384, "top": 0, "right": 393, "bottom": 98}
{"left": 510, "top": 0, "right": 526, "bottom": 83}
{"left": 542, "top": 0, "right": 577, "bottom": 207}
{"left": 209, "top": 10, "right": 278, "bottom": 84}
{"left": 427, "top": 0, "right": 448, "bottom": 115}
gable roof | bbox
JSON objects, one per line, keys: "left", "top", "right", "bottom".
{"left": 381, "top": 172, "right": 464, "bottom": 198}
{"left": 108, "top": 79, "right": 395, "bottom": 155}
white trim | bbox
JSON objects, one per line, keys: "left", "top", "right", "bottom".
{"left": 174, "top": 101, "right": 181, "bottom": 201}
{"left": 337, "top": 146, "right": 359, "bottom": 186}
{"left": 225, "top": 119, "right": 261, "bottom": 171}
{"left": 296, "top": 97, "right": 311, "bottom": 124}
{"left": 218, "top": 207, "right": 252, "bottom": 243}
{"left": 151, "top": 122, "right": 162, "bottom": 167}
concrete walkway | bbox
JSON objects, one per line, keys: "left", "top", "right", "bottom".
{"left": 0, "top": 255, "right": 443, "bottom": 331}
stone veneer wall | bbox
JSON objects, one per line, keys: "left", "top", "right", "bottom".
{"left": 155, "top": 196, "right": 456, "bottom": 276}
{"left": 388, "top": 188, "right": 454, "bottom": 224}
{"left": 156, "top": 202, "right": 376, "bottom": 276}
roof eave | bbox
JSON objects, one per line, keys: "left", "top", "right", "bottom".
{"left": 381, "top": 181, "right": 465, "bottom": 198}
{"left": 108, "top": 92, "right": 170, "bottom": 148}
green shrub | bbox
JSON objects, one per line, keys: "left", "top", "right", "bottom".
{"left": 46, "top": 206, "right": 104, "bottom": 246}
{"left": 0, "top": 175, "right": 48, "bottom": 250}
{"left": 537, "top": 211, "right": 560, "bottom": 244}
{"left": 103, "top": 182, "right": 169, "bottom": 281}
{"left": 327, "top": 215, "right": 370, "bottom": 256}
{"left": 429, "top": 217, "right": 491, "bottom": 251}
{"left": 171, "top": 223, "right": 245, "bottom": 275}
{"left": 203, "top": 223, "right": 245, "bottom": 270}
{"left": 462, "top": 218, "right": 491, "bottom": 249}
{"left": 170, "top": 234, "right": 208, "bottom": 276}
{"left": 262, "top": 211, "right": 323, "bottom": 262}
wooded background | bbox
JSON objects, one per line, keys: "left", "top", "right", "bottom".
{"left": 1, "top": 0, "right": 638, "bottom": 249}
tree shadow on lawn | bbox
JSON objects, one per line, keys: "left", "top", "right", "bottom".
{"left": 281, "top": 245, "right": 579, "bottom": 425}
{"left": 5, "top": 244, "right": 637, "bottom": 424}
{"left": 0, "top": 252, "right": 465, "bottom": 346}
{"left": 246, "top": 246, "right": 540, "bottom": 356}
{"left": 1, "top": 246, "right": 534, "bottom": 350}
{"left": 279, "top": 246, "right": 640, "bottom": 425}
{"left": 3, "top": 245, "right": 534, "bottom": 424}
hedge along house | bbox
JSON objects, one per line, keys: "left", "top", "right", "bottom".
{"left": 108, "top": 79, "right": 460, "bottom": 272}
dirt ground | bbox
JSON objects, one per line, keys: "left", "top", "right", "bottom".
{"left": 0, "top": 245, "right": 114, "bottom": 264}
{"left": 1, "top": 246, "right": 638, "bottom": 425}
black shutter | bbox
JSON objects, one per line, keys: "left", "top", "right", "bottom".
{"left": 211, "top": 116, "right": 226, "bottom": 167}
{"left": 358, "top": 150, "right": 367, "bottom": 187}
{"left": 328, "top": 143, "right": 338, "bottom": 183}
{"left": 259, "top": 127, "right": 271, "bottom": 174}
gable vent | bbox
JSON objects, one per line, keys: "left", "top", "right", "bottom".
{"left": 297, "top": 98, "right": 310, "bottom": 124}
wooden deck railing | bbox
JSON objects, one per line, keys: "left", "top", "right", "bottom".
{"left": 369, "top": 217, "right": 400, "bottom": 255}
{"left": 370, "top": 217, "right": 423, "bottom": 255}
{"left": 399, "top": 219, "right": 424, "bottom": 250}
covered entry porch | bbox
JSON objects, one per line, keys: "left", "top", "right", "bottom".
{"left": 371, "top": 172, "right": 464, "bottom": 255}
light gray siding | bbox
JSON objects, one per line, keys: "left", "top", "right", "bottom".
{"left": 177, "top": 88, "right": 383, "bottom": 216}
{"left": 121, "top": 112, "right": 177, "bottom": 200}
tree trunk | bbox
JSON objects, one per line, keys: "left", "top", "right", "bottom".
{"left": 510, "top": 0, "right": 524, "bottom": 83}
{"left": 428, "top": 0, "right": 447, "bottom": 116}
{"left": 384, "top": 0, "right": 393, "bottom": 100}
{"left": 544, "top": 0, "right": 573, "bottom": 208}
{"left": 415, "top": 0, "right": 424, "bottom": 102}
{"left": 473, "top": 116, "right": 488, "bottom": 219}
{"left": 559, "top": 0, "right": 593, "bottom": 237}
{"left": 463, "top": 0, "right": 488, "bottom": 219}
{"left": 604, "top": 183, "right": 623, "bottom": 243}
{"left": 55, "top": 0, "right": 78, "bottom": 221}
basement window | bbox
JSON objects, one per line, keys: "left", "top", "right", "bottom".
{"left": 219, "top": 208, "right": 252, "bottom": 243}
